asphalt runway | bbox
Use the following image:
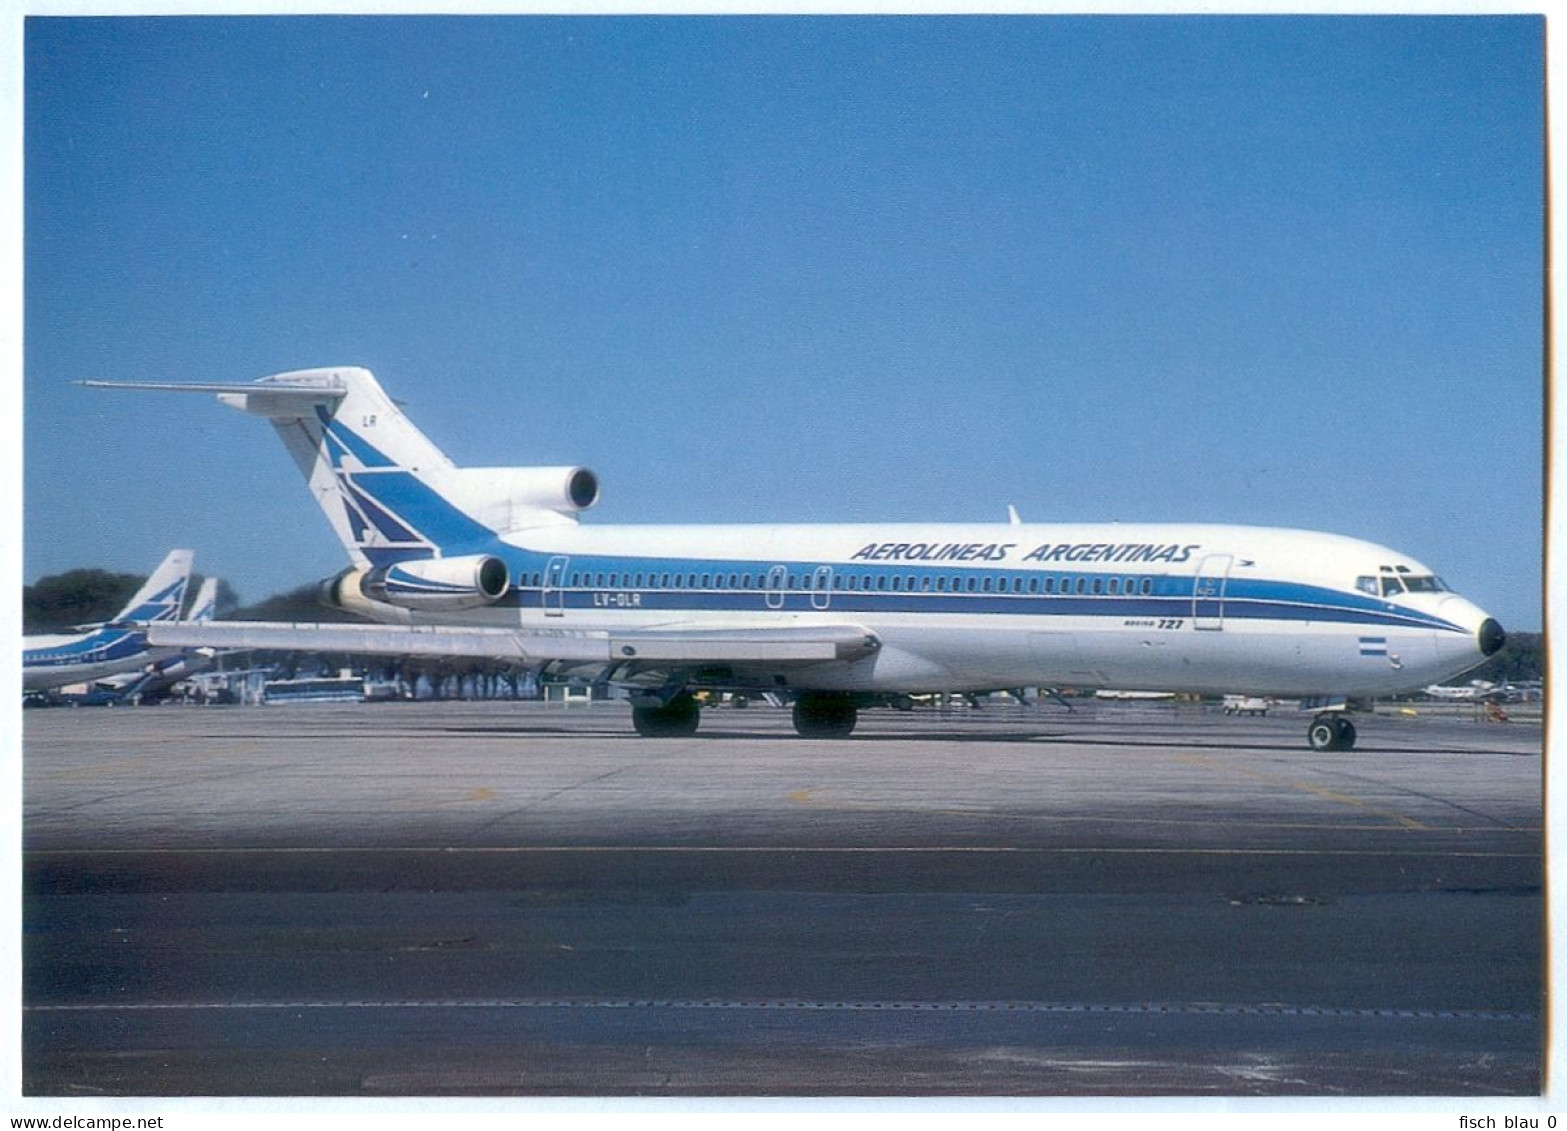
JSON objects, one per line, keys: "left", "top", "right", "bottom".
{"left": 22, "top": 698, "right": 1544, "bottom": 1096}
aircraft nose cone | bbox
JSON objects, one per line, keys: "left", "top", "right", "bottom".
{"left": 1478, "top": 618, "right": 1506, "bottom": 658}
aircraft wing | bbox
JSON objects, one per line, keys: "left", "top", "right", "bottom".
{"left": 145, "top": 620, "right": 880, "bottom": 665}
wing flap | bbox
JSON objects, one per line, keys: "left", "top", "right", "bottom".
{"left": 146, "top": 621, "right": 608, "bottom": 662}
{"left": 606, "top": 625, "right": 878, "bottom": 662}
{"left": 145, "top": 621, "right": 879, "bottom": 664}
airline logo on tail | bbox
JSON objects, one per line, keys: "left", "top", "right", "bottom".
{"left": 186, "top": 577, "right": 220, "bottom": 624}
{"left": 309, "top": 402, "right": 504, "bottom": 567}
{"left": 315, "top": 405, "right": 438, "bottom": 557}
{"left": 111, "top": 548, "right": 194, "bottom": 624}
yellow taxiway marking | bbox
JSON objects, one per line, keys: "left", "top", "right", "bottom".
{"left": 781, "top": 782, "right": 1526, "bottom": 835}
{"left": 410, "top": 787, "right": 499, "bottom": 807}
{"left": 1175, "top": 754, "right": 1427, "bottom": 831}
{"left": 778, "top": 798, "right": 1515, "bottom": 834}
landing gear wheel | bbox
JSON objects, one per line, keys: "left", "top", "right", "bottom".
{"left": 632, "top": 693, "right": 701, "bottom": 737}
{"left": 792, "top": 693, "right": 858, "bottom": 738}
{"left": 1306, "top": 714, "right": 1357, "bottom": 752}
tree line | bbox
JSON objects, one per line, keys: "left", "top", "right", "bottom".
{"left": 22, "top": 570, "right": 350, "bottom": 633}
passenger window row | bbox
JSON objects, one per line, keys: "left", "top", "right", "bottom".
{"left": 520, "top": 570, "right": 1162, "bottom": 596}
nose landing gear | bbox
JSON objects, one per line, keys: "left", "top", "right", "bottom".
{"left": 1307, "top": 713, "right": 1357, "bottom": 752}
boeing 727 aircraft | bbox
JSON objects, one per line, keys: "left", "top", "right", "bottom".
{"left": 22, "top": 549, "right": 193, "bottom": 691}
{"left": 87, "top": 367, "right": 1506, "bottom": 750}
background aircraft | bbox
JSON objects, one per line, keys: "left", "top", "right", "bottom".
{"left": 84, "top": 577, "right": 225, "bottom": 703}
{"left": 22, "top": 549, "right": 193, "bottom": 692}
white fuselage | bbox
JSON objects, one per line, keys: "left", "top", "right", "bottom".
{"left": 367, "top": 520, "right": 1494, "bottom": 699}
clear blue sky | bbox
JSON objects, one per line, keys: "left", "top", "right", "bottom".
{"left": 21, "top": 15, "right": 1545, "bottom": 629}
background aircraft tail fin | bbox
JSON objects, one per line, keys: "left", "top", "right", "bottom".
{"left": 186, "top": 577, "right": 220, "bottom": 623}
{"left": 112, "top": 549, "right": 193, "bottom": 623}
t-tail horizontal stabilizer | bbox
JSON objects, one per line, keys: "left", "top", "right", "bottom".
{"left": 82, "top": 368, "right": 600, "bottom": 571}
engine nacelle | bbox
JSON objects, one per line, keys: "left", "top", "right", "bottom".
{"left": 318, "top": 567, "right": 411, "bottom": 623}
{"left": 442, "top": 466, "right": 600, "bottom": 531}
{"left": 361, "top": 553, "right": 511, "bottom": 611}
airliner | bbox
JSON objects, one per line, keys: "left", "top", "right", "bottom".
{"left": 87, "top": 367, "right": 1505, "bottom": 750}
{"left": 22, "top": 549, "right": 193, "bottom": 691}
{"left": 89, "top": 577, "right": 224, "bottom": 701}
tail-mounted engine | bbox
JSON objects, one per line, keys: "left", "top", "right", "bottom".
{"left": 443, "top": 466, "right": 600, "bottom": 531}
{"left": 365, "top": 554, "right": 510, "bottom": 610}
{"left": 320, "top": 554, "right": 510, "bottom": 615}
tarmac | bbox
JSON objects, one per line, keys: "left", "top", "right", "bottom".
{"left": 21, "top": 697, "right": 1544, "bottom": 1097}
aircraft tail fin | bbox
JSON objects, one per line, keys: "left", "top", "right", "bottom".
{"left": 112, "top": 549, "right": 194, "bottom": 624}
{"left": 186, "top": 577, "right": 220, "bottom": 623}
{"left": 85, "top": 368, "right": 599, "bottom": 570}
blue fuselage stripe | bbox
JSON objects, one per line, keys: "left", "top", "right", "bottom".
{"left": 495, "top": 588, "right": 1459, "bottom": 632}
{"left": 23, "top": 628, "right": 149, "bottom": 668}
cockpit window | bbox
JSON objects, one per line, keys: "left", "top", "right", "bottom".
{"left": 1366, "top": 569, "right": 1447, "bottom": 597}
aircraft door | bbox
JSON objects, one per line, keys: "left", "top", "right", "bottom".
{"left": 811, "top": 565, "right": 833, "bottom": 610}
{"left": 765, "top": 565, "right": 787, "bottom": 610}
{"left": 1192, "top": 554, "right": 1233, "bottom": 630}
{"left": 543, "top": 556, "right": 569, "bottom": 617}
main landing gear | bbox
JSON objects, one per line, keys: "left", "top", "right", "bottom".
{"left": 1306, "top": 712, "right": 1357, "bottom": 753}
{"left": 791, "top": 692, "right": 859, "bottom": 739}
{"left": 631, "top": 692, "right": 700, "bottom": 737}
{"left": 629, "top": 690, "right": 860, "bottom": 739}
